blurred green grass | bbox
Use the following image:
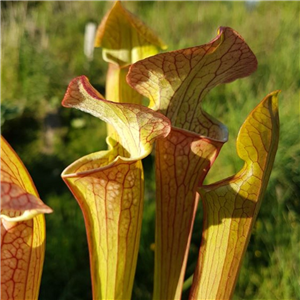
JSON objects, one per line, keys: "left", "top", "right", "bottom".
{"left": 1, "top": 1, "right": 299, "bottom": 299}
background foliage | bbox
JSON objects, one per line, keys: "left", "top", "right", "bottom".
{"left": 1, "top": 1, "right": 299, "bottom": 299}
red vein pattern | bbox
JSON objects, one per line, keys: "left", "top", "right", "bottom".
{"left": 1, "top": 136, "right": 52, "bottom": 300}
{"left": 61, "top": 76, "right": 171, "bottom": 299}
{"left": 62, "top": 76, "right": 171, "bottom": 159}
{"left": 127, "top": 27, "right": 257, "bottom": 137}
{"left": 127, "top": 26, "right": 259, "bottom": 299}
{"left": 63, "top": 157, "right": 144, "bottom": 299}
{"left": 1, "top": 182, "right": 52, "bottom": 214}
{"left": 154, "top": 128, "right": 224, "bottom": 300}
{"left": 62, "top": 19, "right": 269, "bottom": 300}
{"left": 189, "top": 91, "right": 279, "bottom": 299}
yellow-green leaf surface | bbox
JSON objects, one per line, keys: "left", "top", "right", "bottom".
{"left": 94, "top": 0, "right": 166, "bottom": 67}
{"left": 95, "top": 0, "right": 167, "bottom": 138}
{"left": 189, "top": 91, "right": 280, "bottom": 300}
{"left": 61, "top": 76, "right": 171, "bottom": 300}
{"left": 105, "top": 63, "right": 143, "bottom": 106}
{"left": 128, "top": 26, "right": 257, "bottom": 300}
{"left": 62, "top": 76, "right": 170, "bottom": 158}
{"left": 1, "top": 136, "right": 52, "bottom": 300}
{"left": 127, "top": 26, "right": 257, "bottom": 135}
